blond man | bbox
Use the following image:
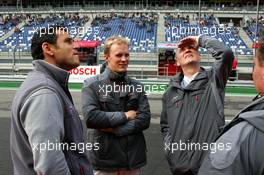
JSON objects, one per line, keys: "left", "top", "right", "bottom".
{"left": 82, "top": 36, "right": 151, "bottom": 175}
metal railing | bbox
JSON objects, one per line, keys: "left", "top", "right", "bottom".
{"left": 0, "top": 45, "right": 32, "bottom": 75}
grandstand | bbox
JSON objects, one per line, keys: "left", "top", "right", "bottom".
{"left": 164, "top": 14, "right": 253, "bottom": 55}
{"left": 0, "top": 1, "right": 264, "bottom": 81}
{"left": 2, "top": 2, "right": 264, "bottom": 175}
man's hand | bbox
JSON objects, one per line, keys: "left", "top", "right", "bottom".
{"left": 125, "top": 110, "right": 137, "bottom": 121}
{"left": 178, "top": 36, "right": 199, "bottom": 50}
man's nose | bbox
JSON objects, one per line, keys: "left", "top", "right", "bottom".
{"left": 73, "top": 41, "right": 79, "bottom": 49}
{"left": 184, "top": 47, "right": 192, "bottom": 53}
{"left": 121, "top": 55, "right": 128, "bottom": 61}
{"left": 73, "top": 47, "right": 79, "bottom": 54}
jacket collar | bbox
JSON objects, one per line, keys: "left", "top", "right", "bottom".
{"left": 170, "top": 67, "right": 208, "bottom": 91}
{"left": 238, "top": 95, "right": 264, "bottom": 115}
{"left": 101, "top": 67, "right": 130, "bottom": 83}
{"left": 33, "top": 60, "right": 70, "bottom": 87}
{"left": 228, "top": 96, "right": 264, "bottom": 134}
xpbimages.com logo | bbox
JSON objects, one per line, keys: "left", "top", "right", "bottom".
{"left": 32, "top": 140, "right": 100, "bottom": 154}
{"left": 98, "top": 82, "right": 167, "bottom": 96}
{"left": 166, "top": 25, "right": 233, "bottom": 38}
{"left": 164, "top": 140, "right": 232, "bottom": 154}
{"left": 34, "top": 24, "right": 100, "bottom": 38}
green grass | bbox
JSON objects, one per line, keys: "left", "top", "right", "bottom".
{"left": 69, "top": 83, "right": 83, "bottom": 89}
{"left": 226, "top": 86, "right": 256, "bottom": 94}
{"left": 0, "top": 81, "right": 23, "bottom": 88}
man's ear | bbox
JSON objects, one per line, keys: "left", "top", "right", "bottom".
{"left": 176, "top": 57, "right": 180, "bottom": 66}
{"left": 255, "top": 57, "right": 264, "bottom": 79}
{"left": 42, "top": 42, "right": 54, "bottom": 57}
{"left": 260, "top": 64, "right": 264, "bottom": 81}
{"left": 104, "top": 54, "right": 109, "bottom": 62}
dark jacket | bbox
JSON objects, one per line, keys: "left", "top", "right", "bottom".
{"left": 198, "top": 95, "right": 264, "bottom": 175}
{"left": 10, "top": 60, "right": 93, "bottom": 175}
{"left": 82, "top": 68, "right": 151, "bottom": 171}
{"left": 160, "top": 35, "right": 234, "bottom": 175}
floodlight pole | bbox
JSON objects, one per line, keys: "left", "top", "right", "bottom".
{"left": 199, "top": 0, "right": 201, "bottom": 21}
{"left": 16, "top": 0, "right": 20, "bottom": 10}
{"left": 255, "top": 0, "right": 260, "bottom": 54}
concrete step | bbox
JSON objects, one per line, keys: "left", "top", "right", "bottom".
{"left": 157, "top": 13, "right": 165, "bottom": 42}
{"left": 0, "top": 21, "right": 26, "bottom": 42}
{"left": 239, "top": 29, "right": 253, "bottom": 48}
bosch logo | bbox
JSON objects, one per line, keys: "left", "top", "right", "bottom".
{"left": 69, "top": 66, "right": 100, "bottom": 82}
{"left": 69, "top": 67, "right": 97, "bottom": 75}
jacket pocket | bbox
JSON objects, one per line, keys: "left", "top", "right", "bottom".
{"left": 64, "top": 150, "right": 80, "bottom": 175}
{"left": 189, "top": 90, "right": 206, "bottom": 111}
{"left": 166, "top": 94, "right": 184, "bottom": 108}
{"left": 64, "top": 105, "right": 83, "bottom": 142}
{"left": 99, "top": 96, "right": 120, "bottom": 111}
{"left": 93, "top": 133, "right": 110, "bottom": 159}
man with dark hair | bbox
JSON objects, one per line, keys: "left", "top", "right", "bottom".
{"left": 160, "top": 35, "right": 234, "bottom": 175}
{"left": 10, "top": 26, "right": 93, "bottom": 175}
{"left": 82, "top": 36, "right": 151, "bottom": 175}
{"left": 198, "top": 39, "right": 264, "bottom": 175}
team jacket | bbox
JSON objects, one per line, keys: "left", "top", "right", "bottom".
{"left": 199, "top": 95, "right": 264, "bottom": 175}
{"left": 82, "top": 68, "right": 151, "bottom": 170}
{"left": 10, "top": 60, "right": 93, "bottom": 175}
{"left": 160, "top": 35, "right": 234, "bottom": 175}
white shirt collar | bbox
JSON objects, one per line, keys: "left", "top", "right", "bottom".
{"left": 181, "top": 72, "right": 199, "bottom": 88}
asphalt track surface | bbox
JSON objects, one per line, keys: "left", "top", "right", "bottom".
{"left": 0, "top": 89, "right": 254, "bottom": 175}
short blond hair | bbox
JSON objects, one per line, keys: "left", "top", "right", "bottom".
{"left": 104, "top": 36, "right": 129, "bottom": 55}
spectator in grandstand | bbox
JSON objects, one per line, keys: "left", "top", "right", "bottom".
{"left": 10, "top": 25, "right": 93, "bottom": 175}
{"left": 198, "top": 37, "right": 264, "bottom": 175}
{"left": 82, "top": 36, "right": 151, "bottom": 175}
{"left": 160, "top": 35, "right": 234, "bottom": 175}
{"left": 229, "top": 59, "right": 238, "bottom": 81}
{"left": 233, "top": 27, "right": 239, "bottom": 38}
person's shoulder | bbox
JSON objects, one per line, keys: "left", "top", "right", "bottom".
{"left": 24, "top": 87, "right": 60, "bottom": 103}
{"left": 220, "top": 121, "right": 254, "bottom": 143}
{"left": 22, "top": 70, "right": 47, "bottom": 85}
{"left": 158, "top": 75, "right": 176, "bottom": 96}
{"left": 209, "top": 121, "right": 254, "bottom": 169}
{"left": 128, "top": 77, "right": 142, "bottom": 86}
{"left": 127, "top": 78, "right": 146, "bottom": 94}
{"left": 17, "top": 71, "right": 57, "bottom": 98}
{"left": 29, "top": 88, "right": 57, "bottom": 97}
{"left": 22, "top": 87, "right": 63, "bottom": 111}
